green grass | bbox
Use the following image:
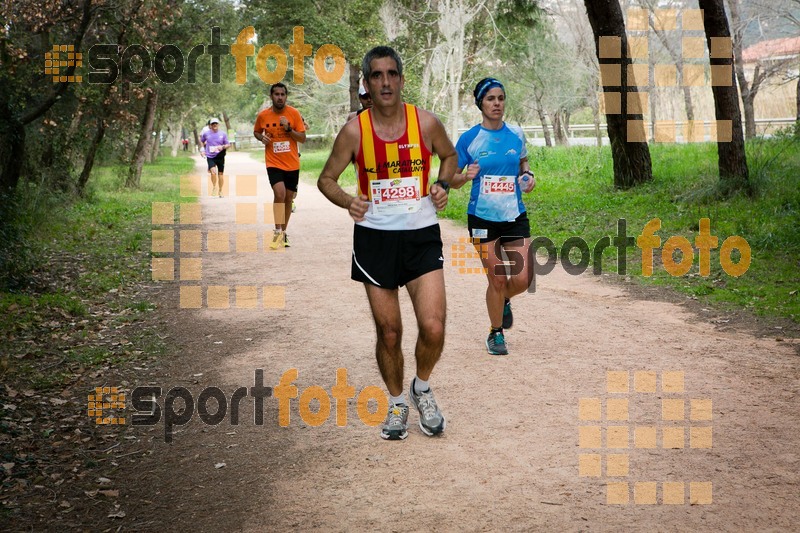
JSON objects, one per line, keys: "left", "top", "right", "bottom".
{"left": 1, "top": 154, "right": 194, "bottom": 389}
{"left": 297, "top": 138, "right": 799, "bottom": 322}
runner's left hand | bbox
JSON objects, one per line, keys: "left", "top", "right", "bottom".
{"left": 431, "top": 182, "right": 448, "bottom": 211}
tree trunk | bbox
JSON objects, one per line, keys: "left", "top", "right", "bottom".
{"left": 349, "top": 63, "right": 360, "bottom": 112}
{"left": 796, "top": 64, "right": 800, "bottom": 127}
{"left": 0, "top": 78, "right": 24, "bottom": 191}
{"left": 77, "top": 117, "right": 107, "bottom": 194}
{"left": 552, "top": 110, "right": 563, "bottom": 146}
{"left": 126, "top": 89, "right": 158, "bottom": 188}
{"left": 170, "top": 121, "right": 182, "bottom": 157}
{"left": 148, "top": 113, "right": 161, "bottom": 163}
{"left": 698, "top": 0, "right": 750, "bottom": 193}
{"left": 77, "top": 83, "right": 114, "bottom": 194}
{"left": 682, "top": 86, "right": 695, "bottom": 122}
{"left": 192, "top": 128, "right": 200, "bottom": 153}
{"left": 588, "top": 85, "right": 603, "bottom": 147}
{"left": 727, "top": 0, "right": 756, "bottom": 140}
{"left": 534, "top": 95, "right": 552, "bottom": 147}
{"left": 583, "top": 0, "right": 653, "bottom": 188}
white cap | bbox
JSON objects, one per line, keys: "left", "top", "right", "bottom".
{"left": 209, "top": 117, "right": 220, "bottom": 124}
{"left": 358, "top": 85, "right": 368, "bottom": 96}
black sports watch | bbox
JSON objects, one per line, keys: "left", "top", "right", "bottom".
{"left": 433, "top": 179, "right": 450, "bottom": 192}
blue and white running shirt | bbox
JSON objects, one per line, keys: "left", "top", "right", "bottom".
{"left": 456, "top": 123, "right": 528, "bottom": 222}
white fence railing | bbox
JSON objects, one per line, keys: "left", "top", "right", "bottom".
{"left": 227, "top": 118, "right": 796, "bottom": 150}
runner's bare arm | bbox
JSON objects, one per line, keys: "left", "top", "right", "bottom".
{"left": 418, "top": 110, "right": 457, "bottom": 209}
{"left": 317, "top": 121, "right": 369, "bottom": 221}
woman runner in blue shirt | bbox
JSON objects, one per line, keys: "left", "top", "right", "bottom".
{"left": 451, "top": 78, "right": 535, "bottom": 355}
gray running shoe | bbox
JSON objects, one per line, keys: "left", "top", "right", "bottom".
{"left": 486, "top": 330, "right": 508, "bottom": 355}
{"left": 502, "top": 298, "right": 513, "bottom": 329}
{"left": 380, "top": 404, "right": 409, "bottom": 440}
{"left": 409, "top": 379, "right": 446, "bottom": 436}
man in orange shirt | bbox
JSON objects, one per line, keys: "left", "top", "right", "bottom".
{"left": 253, "top": 83, "right": 306, "bottom": 249}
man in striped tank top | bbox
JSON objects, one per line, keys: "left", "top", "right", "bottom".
{"left": 318, "top": 46, "right": 457, "bottom": 441}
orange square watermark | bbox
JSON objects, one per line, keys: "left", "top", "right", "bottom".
{"left": 579, "top": 426, "right": 602, "bottom": 448}
{"left": 264, "top": 286, "right": 286, "bottom": 309}
{"left": 151, "top": 230, "right": 174, "bottom": 253}
{"left": 627, "top": 91, "right": 649, "bottom": 115}
{"left": 711, "top": 65, "right": 733, "bottom": 87}
{"left": 236, "top": 175, "right": 258, "bottom": 196}
{"left": 207, "top": 231, "right": 230, "bottom": 252}
{"left": 599, "top": 36, "right": 621, "bottom": 59}
{"left": 684, "top": 121, "right": 706, "bottom": 143}
{"left": 606, "top": 398, "right": 628, "bottom": 421}
{"left": 88, "top": 387, "right": 126, "bottom": 425}
{"left": 663, "top": 482, "right": 685, "bottom": 505}
{"left": 236, "top": 286, "right": 258, "bottom": 308}
{"left": 236, "top": 231, "right": 259, "bottom": 253}
{"left": 627, "top": 120, "right": 647, "bottom": 143}
{"left": 634, "top": 482, "right": 657, "bottom": 504}
{"left": 236, "top": 203, "right": 258, "bottom": 225}
{"left": 662, "top": 427, "right": 685, "bottom": 449}
{"left": 682, "top": 37, "right": 706, "bottom": 59}
{"left": 607, "top": 454, "right": 629, "bottom": 477}
{"left": 606, "top": 371, "right": 629, "bottom": 393}
{"left": 207, "top": 285, "right": 230, "bottom": 309}
{"left": 151, "top": 258, "right": 174, "bottom": 281}
{"left": 607, "top": 482, "right": 629, "bottom": 505}
{"left": 653, "top": 9, "right": 677, "bottom": 31}
{"left": 180, "top": 203, "right": 202, "bottom": 225}
{"left": 181, "top": 175, "right": 202, "bottom": 197}
{"left": 662, "top": 371, "right": 685, "bottom": 393}
{"left": 682, "top": 9, "right": 705, "bottom": 31}
{"left": 579, "top": 398, "right": 601, "bottom": 420}
{"left": 579, "top": 454, "right": 601, "bottom": 477}
{"left": 151, "top": 202, "right": 174, "bottom": 225}
{"left": 634, "top": 371, "right": 656, "bottom": 392}
{"left": 628, "top": 36, "right": 649, "bottom": 59}
{"left": 607, "top": 426, "right": 629, "bottom": 448}
{"left": 180, "top": 258, "right": 202, "bottom": 281}
{"left": 179, "top": 286, "right": 202, "bottom": 308}
{"left": 689, "top": 482, "right": 713, "bottom": 505}
{"left": 627, "top": 64, "right": 649, "bottom": 87}
{"left": 683, "top": 64, "right": 706, "bottom": 87}
{"left": 600, "top": 92, "right": 621, "bottom": 115}
{"left": 627, "top": 8, "right": 649, "bottom": 31}
{"left": 180, "top": 230, "right": 202, "bottom": 253}
{"left": 635, "top": 426, "right": 657, "bottom": 448}
{"left": 655, "top": 121, "right": 677, "bottom": 143}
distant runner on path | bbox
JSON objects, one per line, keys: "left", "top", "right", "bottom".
{"left": 253, "top": 82, "right": 306, "bottom": 249}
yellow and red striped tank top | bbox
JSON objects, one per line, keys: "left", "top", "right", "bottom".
{"left": 354, "top": 103, "right": 438, "bottom": 230}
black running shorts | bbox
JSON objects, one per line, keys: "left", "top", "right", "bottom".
{"left": 467, "top": 212, "right": 531, "bottom": 244}
{"left": 207, "top": 153, "right": 226, "bottom": 173}
{"left": 267, "top": 167, "right": 300, "bottom": 192}
{"left": 351, "top": 224, "right": 444, "bottom": 289}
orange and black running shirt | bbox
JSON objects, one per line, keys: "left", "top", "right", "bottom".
{"left": 253, "top": 105, "right": 305, "bottom": 171}
{"left": 354, "top": 103, "right": 438, "bottom": 231}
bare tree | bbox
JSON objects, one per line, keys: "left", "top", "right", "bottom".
{"left": 126, "top": 88, "right": 158, "bottom": 189}
{"left": 727, "top": 0, "right": 797, "bottom": 138}
{"left": 583, "top": 0, "right": 653, "bottom": 188}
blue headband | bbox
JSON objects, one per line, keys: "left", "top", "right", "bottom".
{"left": 474, "top": 78, "right": 504, "bottom": 109}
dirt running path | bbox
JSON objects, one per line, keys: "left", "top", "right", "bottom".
{"left": 137, "top": 151, "right": 799, "bottom": 531}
